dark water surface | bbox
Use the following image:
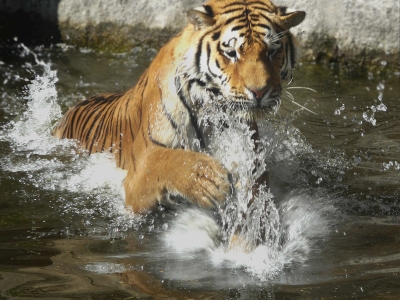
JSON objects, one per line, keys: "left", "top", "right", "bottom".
{"left": 0, "top": 44, "right": 399, "bottom": 299}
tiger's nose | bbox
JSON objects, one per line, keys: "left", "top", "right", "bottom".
{"left": 249, "top": 86, "right": 270, "bottom": 100}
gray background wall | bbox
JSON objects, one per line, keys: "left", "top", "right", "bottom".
{"left": 0, "top": 0, "right": 399, "bottom": 69}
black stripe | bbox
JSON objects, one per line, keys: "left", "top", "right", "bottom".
{"left": 72, "top": 103, "right": 93, "bottom": 140}
{"left": 217, "top": 42, "right": 223, "bottom": 55}
{"left": 206, "top": 86, "right": 220, "bottom": 96}
{"left": 204, "top": 72, "right": 213, "bottom": 83}
{"left": 250, "top": 14, "right": 260, "bottom": 21}
{"left": 253, "top": 30, "right": 268, "bottom": 37}
{"left": 76, "top": 95, "right": 111, "bottom": 140}
{"left": 128, "top": 114, "right": 135, "bottom": 141}
{"left": 223, "top": 1, "right": 245, "bottom": 9}
{"left": 176, "top": 79, "right": 205, "bottom": 150}
{"left": 286, "top": 34, "right": 296, "bottom": 66}
{"left": 215, "top": 59, "right": 221, "bottom": 70}
{"left": 225, "top": 15, "right": 247, "bottom": 26}
{"left": 281, "top": 70, "right": 288, "bottom": 79}
{"left": 249, "top": 1, "right": 274, "bottom": 10}
{"left": 88, "top": 98, "right": 116, "bottom": 153}
{"left": 140, "top": 75, "right": 149, "bottom": 98}
{"left": 222, "top": 7, "right": 244, "bottom": 14}
{"left": 195, "top": 38, "right": 204, "bottom": 72}
{"left": 258, "top": 12, "right": 274, "bottom": 24}
{"left": 62, "top": 106, "right": 80, "bottom": 139}
{"left": 147, "top": 119, "right": 167, "bottom": 148}
{"left": 162, "top": 103, "right": 178, "bottom": 130}
{"left": 91, "top": 94, "right": 122, "bottom": 152}
{"left": 249, "top": 5, "right": 274, "bottom": 13}
{"left": 254, "top": 23, "right": 271, "bottom": 30}
{"left": 282, "top": 38, "right": 289, "bottom": 68}
{"left": 83, "top": 94, "right": 121, "bottom": 152}
{"left": 117, "top": 101, "right": 123, "bottom": 166}
{"left": 149, "top": 134, "right": 168, "bottom": 148}
{"left": 81, "top": 101, "right": 109, "bottom": 146}
{"left": 231, "top": 24, "right": 247, "bottom": 31}
{"left": 204, "top": 5, "right": 214, "bottom": 17}
{"left": 212, "top": 31, "right": 221, "bottom": 41}
{"left": 106, "top": 103, "right": 117, "bottom": 153}
{"left": 206, "top": 43, "right": 219, "bottom": 78}
{"left": 102, "top": 100, "right": 119, "bottom": 152}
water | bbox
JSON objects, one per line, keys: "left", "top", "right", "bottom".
{"left": 0, "top": 44, "right": 399, "bottom": 299}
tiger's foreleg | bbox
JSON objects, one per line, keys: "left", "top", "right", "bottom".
{"left": 249, "top": 121, "right": 270, "bottom": 201}
{"left": 123, "top": 146, "right": 232, "bottom": 213}
{"left": 229, "top": 121, "right": 270, "bottom": 251}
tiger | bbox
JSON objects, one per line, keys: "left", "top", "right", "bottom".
{"left": 53, "top": 0, "right": 305, "bottom": 213}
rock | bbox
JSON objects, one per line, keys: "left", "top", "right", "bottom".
{"left": 275, "top": 0, "right": 399, "bottom": 70}
{"left": 56, "top": 0, "right": 201, "bottom": 51}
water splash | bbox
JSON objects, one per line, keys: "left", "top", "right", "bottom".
{"left": 163, "top": 208, "right": 221, "bottom": 255}
{"left": 201, "top": 106, "right": 304, "bottom": 252}
{"left": 0, "top": 45, "right": 335, "bottom": 282}
{"left": 165, "top": 192, "right": 335, "bottom": 281}
{"left": 362, "top": 81, "right": 387, "bottom": 126}
{"left": 160, "top": 104, "right": 335, "bottom": 281}
{"left": 0, "top": 45, "right": 139, "bottom": 236}
{"left": 1, "top": 45, "right": 66, "bottom": 153}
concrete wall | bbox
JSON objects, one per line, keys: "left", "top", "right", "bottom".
{"left": 56, "top": 0, "right": 203, "bottom": 50}
{"left": 1, "top": 0, "right": 399, "bottom": 68}
{"left": 278, "top": 0, "right": 400, "bottom": 67}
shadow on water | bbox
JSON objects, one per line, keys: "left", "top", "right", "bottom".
{"left": 0, "top": 44, "right": 400, "bottom": 299}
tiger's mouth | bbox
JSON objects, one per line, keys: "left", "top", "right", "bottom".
{"left": 205, "top": 88, "right": 281, "bottom": 118}
{"left": 231, "top": 97, "right": 280, "bottom": 109}
{"left": 241, "top": 99, "right": 281, "bottom": 120}
{"left": 219, "top": 97, "right": 281, "bottom": 120}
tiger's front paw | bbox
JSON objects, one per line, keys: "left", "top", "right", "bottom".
{"left": 184, "top": 156, "right": 233, "bottom": 208}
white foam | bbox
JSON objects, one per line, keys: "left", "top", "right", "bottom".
{"left": 0, "top": 45, "right": 334, "bottom": 281}
{"left": 83, "top": 262, "right": 126, "bottom": 274}
{"left": 0, "top": 46, "right": 134, "bottom": 233}
{"left": 165, "top": 193, "right": 335, "bottom": 281}
{"left": 3, "top": 46, "right": 64, "bottom": 154}
{"left": 163, "top": 208, "right": 220, "bottom": 255}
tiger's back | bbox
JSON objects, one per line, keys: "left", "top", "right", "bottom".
{"left": 54, "top": 78, "right": 144, "bottom": 170}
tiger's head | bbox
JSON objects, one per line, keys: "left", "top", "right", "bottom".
{"left": 177, "top": 0, "right": 305, "bottom": 120}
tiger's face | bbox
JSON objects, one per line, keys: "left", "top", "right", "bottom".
{"left": 183, "top": 0, "right": 305, "bottom": 119}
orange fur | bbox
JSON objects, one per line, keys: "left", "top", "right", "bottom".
{"left": 53, "top": 0, "right": 305, "bottom": 213}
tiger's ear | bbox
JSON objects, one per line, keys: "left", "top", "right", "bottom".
{"left": 186, "top": 6, "right": 216, "bottom": 30}
{"left": 275, "top": 10, "right": 306, "bottom": 30}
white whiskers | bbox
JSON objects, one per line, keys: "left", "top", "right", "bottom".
{"left": 286, "top": 86, "right": 317, "bottom": 93}
{"left": 282, "top": 88, "right": 318, "bottom": 115}
{"left": 267, "top": 30, "right": 289, "bottom": 44}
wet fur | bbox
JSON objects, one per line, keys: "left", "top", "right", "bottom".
{"left": 53, "top": 0, "right": 305, "bottom": 213}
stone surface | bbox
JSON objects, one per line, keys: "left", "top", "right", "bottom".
{"left": 0, "top": 0, "right": 399, "bottom": 67}
{"left": 276, "top": 0, "right": 400, "bottom": 68}
{"left": 56, "top": 0, "right": 202, "bottom": 50}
